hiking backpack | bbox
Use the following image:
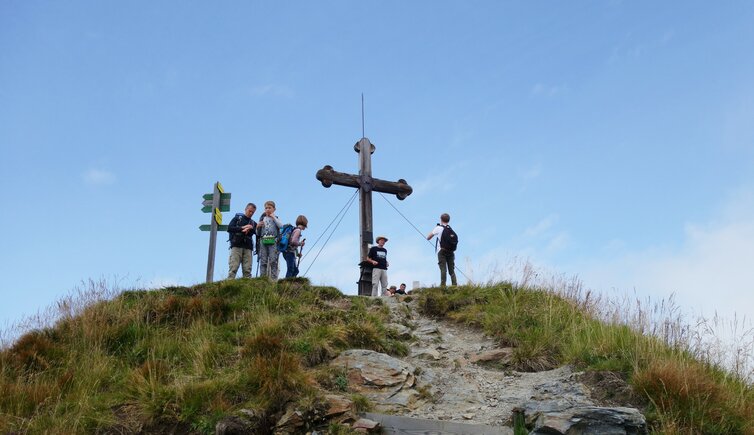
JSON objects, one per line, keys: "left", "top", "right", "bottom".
{"left": 277, "top": 224, "right": 295, "bottom": 252}
{"left": 439, "top": 224, "right": 459, "bottom": 252}
{"left": 228, "top": 213, "right": 248, "bottom": 247}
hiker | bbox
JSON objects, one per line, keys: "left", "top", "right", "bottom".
{"left": 283, "top": 215, "right": 308, "bottom": 278}
{"left": 386, "top": 285, "right": 398, "bottom": 296}
{"left": 396, "top": 283, "right": 407, "bottom": 295}
{"left": 258, "top": 200, "right": 284, "bottom": 279}
{"left": 367, "top": 235, "right": 389, "bottom": 297}
{"left": 227, "top": 203, "right": 257, "bottom": 279}
{"left": 427, "top": 213, "right": 458, "bottom": 287}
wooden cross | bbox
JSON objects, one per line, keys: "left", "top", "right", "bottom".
{"left": 316, "top": 137, "right": 413, "bottom": 295}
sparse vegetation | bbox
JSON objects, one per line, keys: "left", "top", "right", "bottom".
{"left": 1, "top": 272, "right": 752, "bottom": 434}
{"left": 417, "top": 281, "right": 754, "bottom": 434}
{"left": 348, "top": 393, "right": 373, "bottom": 413}
{"left": 0, "top": 278, "right": 405, "bottom": 433}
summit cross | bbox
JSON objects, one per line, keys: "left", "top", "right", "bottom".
{"left": 316, "top": 137, "right": 413, "bottom": 295}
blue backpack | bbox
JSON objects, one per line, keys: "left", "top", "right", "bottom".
{"left": 277, "top": 224, "right": 295, "bottom": 252}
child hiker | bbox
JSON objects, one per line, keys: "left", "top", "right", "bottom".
{"left": 283, "top": 215, "right": 307, "bottom": 278}
{"left": 258, "top": 200, "right": 284, "bottom": 279}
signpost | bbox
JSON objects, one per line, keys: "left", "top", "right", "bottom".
{"left": 199, "top": 181, "right": 230, "bottom": 283}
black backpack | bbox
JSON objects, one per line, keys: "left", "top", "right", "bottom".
{"left": 228, "top": 213, "right": 250, "bottom": 247}
{"left": 439, "top": 224, "right": 458, "bottom": 252}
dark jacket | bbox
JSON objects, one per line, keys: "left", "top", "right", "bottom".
{"left": 368, "top": 246, "right": 388, "bottom": 270}
{"left": 228, "top": 213, "right": 256, "bottom": 249}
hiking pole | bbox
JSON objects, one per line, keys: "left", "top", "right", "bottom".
{"left": 255, "top": 252, "right": 260, "bottom": 277}
{"left": 296, "top": 239, "right": 306, "bottom": 268}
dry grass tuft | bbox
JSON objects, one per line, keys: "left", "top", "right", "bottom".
{"left": 0, "top": 379, "right": 56, "bottom": 418}
{"left": 7, "top": 330, "right": 61, "bottom": 372}
{"left": 634, "top": 359, "right": 753, "bottom": 433}
{"left": 248, "top": 351, "right": 310, "bottom": 410}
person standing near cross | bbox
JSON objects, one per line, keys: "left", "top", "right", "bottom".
{"left": 367, "top": 235, "right": 389, "bottom": 296}
{"left": 427, "top": 213, "right": 458, "bottom": 287}
{"left": 316, "top": 137, "right": 412, "bottom": 295}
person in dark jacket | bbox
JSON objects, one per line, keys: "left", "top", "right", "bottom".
{"left": 367, "top": 235, "right": 389, "bottom": 296}
{"left": 227, "top": 203, "right": 257, "bottom": 279}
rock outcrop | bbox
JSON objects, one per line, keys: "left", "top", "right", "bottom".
{"left": 331, "top": 349, "right": 420, "bottom": 410}
{"left": 221, "top": 294, "right": 648, "bottom": 434}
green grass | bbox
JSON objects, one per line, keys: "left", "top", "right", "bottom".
{"left": 0, "top": 278, "right": 406, "bottom": 434}
{"left": 2, "top": 277, "right": 752, "bottom": 434}
{"left": 416, "top": 284, "right": 754, "bottom": 434}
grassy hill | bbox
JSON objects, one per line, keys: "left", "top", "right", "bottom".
{"left": 1, "top": 278, "right": 752, "bottom": 434}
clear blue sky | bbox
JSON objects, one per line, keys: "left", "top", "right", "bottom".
{"left": 2, "top": 1, "right": 754, "bottom": 337}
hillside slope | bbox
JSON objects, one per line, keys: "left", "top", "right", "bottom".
{"left": 1, "top": 279, "right": 752, "bottom": 433}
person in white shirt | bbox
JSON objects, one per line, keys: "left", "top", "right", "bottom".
{"left": 427, "top": 213, "right": 457, "bottom": 287}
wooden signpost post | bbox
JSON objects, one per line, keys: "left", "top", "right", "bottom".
{"left": 199, "top": 181, "right": 230, "bottom": 283}
{"left": 316, "top": 137, "right": 413, "bottom": 295}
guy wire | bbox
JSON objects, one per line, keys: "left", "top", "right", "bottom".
{"left": 300, "top": 189, "right": 358, "bottom": 263}
{"left": 301, "top": 190, "right": 358, "bottom": 277}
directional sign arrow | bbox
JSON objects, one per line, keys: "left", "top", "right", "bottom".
{"left": 201, "top": 205, "right": 230, "bottom": 213}
{"left": 200, "top": 224, "right": 228, "bottom": 231}
{"left": 203, "top": 193, "right": 232, "bottom": 201}
{"left": 214, "top": 208, "right": 222, "bottom": 225}
{"left": 202, "top": 198, "right": 231, "bottom": 207}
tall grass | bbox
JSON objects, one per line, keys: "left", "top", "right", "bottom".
{"left": 3, "top": 270, "right": 752, "bottom": 433}
{"left": 417, "top": 264, "right": 754, "bottom": 433}
{"left": 0, "top": 278, "right": 408, "bottom": 433}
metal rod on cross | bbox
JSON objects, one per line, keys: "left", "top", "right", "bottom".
{"left": 316, "top": 137, "right": 413, "bottom": 295}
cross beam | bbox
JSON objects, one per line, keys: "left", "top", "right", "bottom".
{"left": 316, "top": 137, "right": 412, "bottom": 295}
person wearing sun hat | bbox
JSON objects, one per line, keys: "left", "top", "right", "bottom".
{"left": 367, "top": 235, "right": 389, "bottom": 297}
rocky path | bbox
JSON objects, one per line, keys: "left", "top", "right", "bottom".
{"left": 385, "top": 296, "right": 589, "bottom": 426}
{"left": 331, "top": 295, "right": 648, "bottom": 433}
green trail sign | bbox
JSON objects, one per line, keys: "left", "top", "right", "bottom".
{"left": 201, "top": 205, "right": 230, "bottom": 213}
{"left": 203, "top": 193, "right": 232, "bottom": 201}
{"left": 200, "top": 181, "right": 230, "bottom": 283}
{"left": 201, "top": 196, "right": 231, "bottom": 213}
{"left": 199, "top": 224, "right": 228, "bottom": 231}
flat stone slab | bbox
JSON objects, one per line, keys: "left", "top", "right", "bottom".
{"left": 469, "top": 348, "right": 513, "bottom": 364}
{"left": 332, "top": 349, "right": 414, "bottom": 388}
{"left": 331, "top": 349, "right": 420, "bottom": 411}
{"left": 526, "top": 406, "right": 648, "bottom": 435}
{"left": 363, "top": 412, "right": 513, "bottom": 435}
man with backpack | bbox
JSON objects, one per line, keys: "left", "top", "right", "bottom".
{"left": 227, "top": 203, "right": 257, "bottom": 279}
{"left": 427, "top": 213, "right": 458, "bottom": 287}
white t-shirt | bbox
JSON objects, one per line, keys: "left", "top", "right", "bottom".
{"left": 431, "top": 224, "right": 447, "bottom": 253}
